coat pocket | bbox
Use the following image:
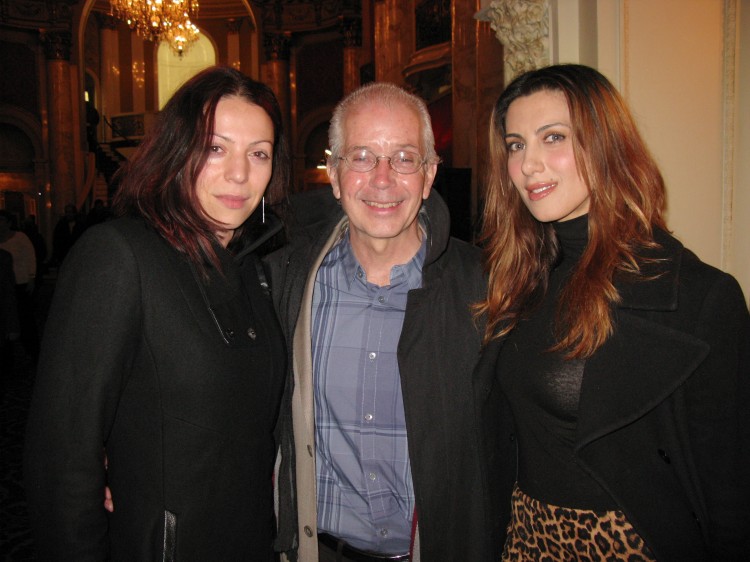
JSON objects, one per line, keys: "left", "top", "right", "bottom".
{"left": 163, "top": 509, "right": 177, "bottom": 562}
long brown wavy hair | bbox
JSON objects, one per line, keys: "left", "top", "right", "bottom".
{"left": 477, "top": 64, "right": 668, "bottom": 358}
{"left": 113, "top": 66, "right": 289, "bottom": 272}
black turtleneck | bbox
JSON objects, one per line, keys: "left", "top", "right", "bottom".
{"left": 496, "top": 214, "right": 616, "bottom": 510}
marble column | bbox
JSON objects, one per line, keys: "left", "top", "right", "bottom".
{"left": 452, "top": 0, "right": 479, "bottom": 171}
{"left": 98, "top": 14, "right": 121, "bottom": 140}
{"left": 263, "top": 32, "right": 292, "bottom": 139}
{"left": 341, "top": 16, "right": 362, "bottom": 94}
{"left": 374, "top": 0, "right": 414, "bottom": 84}
{"left": 474, "top": 21, "right": 505, "bottom": 212}
{"left": 42, "top": 31, "right": 76, "bottom": 215}
{"left": 226, "top": 18, "right": 243, "bottom": 71}
{"left": 131, "top": 36, "right": 146, "bottom": 113}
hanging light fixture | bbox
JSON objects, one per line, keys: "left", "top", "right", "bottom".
{"left": 162, "top": 16, "right": 200, "bottom": 56}
{"left": 110, "top": 0, "right": 200, "bottom": 54}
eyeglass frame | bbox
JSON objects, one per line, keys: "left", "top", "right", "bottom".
{"left": 333, "top": 148, "right": 440, "bottom": 175}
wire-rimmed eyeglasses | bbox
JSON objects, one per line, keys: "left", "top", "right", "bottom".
{"left": 337, "top": 148, "right": 427, "bottom": 175}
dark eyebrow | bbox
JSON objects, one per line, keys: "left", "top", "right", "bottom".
{"left": 212, "top": 133, "right": 273, "bottom": 147}
{"left": 536, "top": 122, "right": 570, "bottom": 134}
{"left": 504, "top": 121, "right": 571, "bottom": 141}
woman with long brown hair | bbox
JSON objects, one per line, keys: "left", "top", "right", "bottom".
{"left": 25, "top": 66, "right": 289, "bottom": 561}
{"left": 474, "top": 64, "right": 749, "bottom": 560}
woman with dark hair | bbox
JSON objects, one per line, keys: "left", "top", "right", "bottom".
{"left": 24, "top": 66, "right": 289, "bottom": 561}
{"left": 474, "top": 64, "right": 749, "bottom": 560}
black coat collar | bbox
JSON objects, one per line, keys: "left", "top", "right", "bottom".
{"left": 614, "top": 228, "right": 683, "bottom": 312}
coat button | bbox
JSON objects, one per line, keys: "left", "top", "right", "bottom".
{"left": 304, "top": 525, "right": 313, "bottom": 537}
{"left": 223, "top": 328, "right": 235, "bottom": 340}
{"left": 247, "top": 328, "right": 256, "bottom": 340}
{"left": 657, "top": 448, "right": 671, "bottom": 464}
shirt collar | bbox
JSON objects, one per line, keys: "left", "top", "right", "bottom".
{"left": 335, "top": 224, "right": 427, "bottom": 290}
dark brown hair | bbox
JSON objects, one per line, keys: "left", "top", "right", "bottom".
{"left": 478, "top": 64, "right": 667, "bottom": 357}
{"left": 113, "top": 66, "right": 289, "bottom": 270}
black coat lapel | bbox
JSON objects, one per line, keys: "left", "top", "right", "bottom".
{"left": 575, "top": 312, "right": 709, "bottom": 451}
{"left": 575, "top": 230, "right": 709, "bottom": 449}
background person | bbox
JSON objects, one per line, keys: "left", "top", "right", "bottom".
{"left": 474, "top": 64, "right": 750, "bottom": 561}
{"left": 0, "top": 248, "right": 20, "bottom": 396}
{"left": 22, "top": 214, "right": 48, "bottom": 281}
{"left": 24, "top": 66, "right": 289, "bottom": 561}
{"left": 0, "top": 209, "right": 39, "bottom": 360}
{"left": 50, "top": 203, "right": 86, "bottom": 266}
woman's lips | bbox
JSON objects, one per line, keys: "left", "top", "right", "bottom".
{"left": 526, "top": 182, "right": 556, "bottom": 201}
{"left": 216, "top": 195, "right": 248, "bottom": 209}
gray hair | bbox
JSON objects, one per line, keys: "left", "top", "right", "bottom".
{"left": 328, "top": 82, "right": 437, "bottom": 164}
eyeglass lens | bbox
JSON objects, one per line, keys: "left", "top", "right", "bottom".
{"left": 342, "top": 149, "right": 423, "bottom": 174}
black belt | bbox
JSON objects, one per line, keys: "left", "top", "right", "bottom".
{"left": 318, "top": 533, "right": 410, "bottom": 562}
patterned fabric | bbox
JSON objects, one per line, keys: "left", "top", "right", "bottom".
{"left": 502, "top": 484, "right": 655, "bottom": 561}
{"left": 312, "top": 232, "right": 425, "bottom": 554}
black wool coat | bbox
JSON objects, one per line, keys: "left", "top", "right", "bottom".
{"left": 24, "top": 217, "right": 286, "bottom": 561}
{"left": 474, "top": 229, "right": 750, "bottom": 561}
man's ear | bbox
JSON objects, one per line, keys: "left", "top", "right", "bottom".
{"left": 422, "top": 161, "right": 438, "bottom": 199}
{"left": 327, "top": 163, "right": 341, "bottom": 200}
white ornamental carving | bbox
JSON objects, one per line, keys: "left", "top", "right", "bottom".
{"left": 476, "top": 0, "right": 550, "bottom": 83}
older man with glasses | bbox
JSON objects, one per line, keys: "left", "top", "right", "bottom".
{"left": 267, "top": 83, "right": 498, "bottom": 562}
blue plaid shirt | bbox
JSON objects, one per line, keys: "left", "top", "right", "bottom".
{"left": 312, "top": 231, "right": 426, "bottom": 554}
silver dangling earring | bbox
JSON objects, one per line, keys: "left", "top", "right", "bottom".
{"left": 262, "top": 196, "right": 265, "bottom": 224}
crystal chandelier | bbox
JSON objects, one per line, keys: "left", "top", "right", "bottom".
{"left": 163, "top": 16, "right": 200, "bottom": 56}
{"left": 110, "top": 0, "right": 200, "bottom": 55}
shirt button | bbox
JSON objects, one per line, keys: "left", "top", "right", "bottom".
{"left": 357, "top": 270, "right": 364, "bottom": 279}
{"left": 368, "top": 472, "right": 376, "bottom": 481}
{"left": 364, "top": 413, "right": 373, "bottom": 421}
{"left": 378, "top": 296, "right": 385, "bottom": 303}
{"left": 368, "top": 352, "right": 376, "bottom": 360}
{"left": 380, "top": 528, "right": 388, "bottom": 537}
{"left": 247, "top": 328, "right": 256, "bottom": 340}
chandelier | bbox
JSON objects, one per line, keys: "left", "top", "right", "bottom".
{"left": 163, "top": 16, "right": 200, "bottom": 55}
{"left": 110, "top": 0, "right": 200, "bottom": 55}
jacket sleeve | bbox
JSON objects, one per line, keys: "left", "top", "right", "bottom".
{"left": 263, "top": 247, "right": 300, "bottom": 555}
{"left": 24, "top": 225, "right": 143, "bottom": 561}
{"left": 684, "top": 272, "right": 750, "bottom": 558}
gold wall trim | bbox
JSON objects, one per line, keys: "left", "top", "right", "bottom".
{"left": 721, "top": 0, "right": 738, "bottom": 270}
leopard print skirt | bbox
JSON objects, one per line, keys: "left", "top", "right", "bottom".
{"left": 501, "top": 484, "right": 655, "bottom": 561}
